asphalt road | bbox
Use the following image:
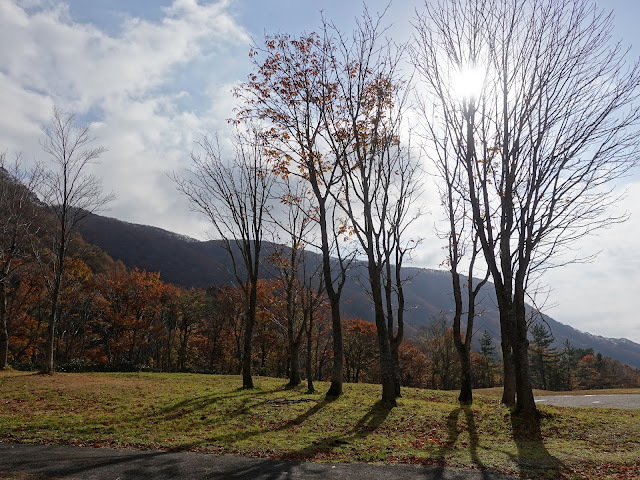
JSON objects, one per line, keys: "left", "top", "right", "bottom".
{"left": 534, "top": 393, "right": 640, "bottom": 409}
{"left": 0, "top": 443, "right": 520, "bottom": 480}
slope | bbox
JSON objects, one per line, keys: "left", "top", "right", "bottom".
{"left": 76, "top": 213, "right": 640, "bottom": 368}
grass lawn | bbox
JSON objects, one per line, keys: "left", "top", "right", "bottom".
{"left": 1, "top": 371, "right": 639, "bottom": 480}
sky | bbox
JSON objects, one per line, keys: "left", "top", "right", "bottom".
{"left": 1, "top": 0, "right": 639, "bottom": 343}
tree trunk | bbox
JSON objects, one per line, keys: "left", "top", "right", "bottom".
{"left": 43, "top": 308, "right": 57, "bottom": 374}
{"left": 288, "top": 340, "right": 301, "bottom": 387}
{"left": 451, "top": 265, "right": 473, "bottom": 404}
{"left": 369, "top": 263, "right": 396, "bottom": 408}
{"left": 313, "top": 193, "right": 344, "bottom": 399}
{"left": 43, "top": 226, "right": 67, "bottom": 375}
{"left": 43, "top": 275, "right": 63, "bottom": 375}
{"left": 306, "top": 312, "right": 314, "bottom": 393}
{"left": 457, "top": 347, "right": 473, "bottom": 404}
{"left": 241, "top": 322, "right": 254, "bottom": 388}
{"left": 499, "top": 310, "right": 516, "bottom": 406}
{"left": 513, "top": 338, "right": 537, "bottom": 415}
{"left": 0, "top": 282, "right": 8, "bottom": 370}
{"left": 320, "top": 203, "right": 344, "bottom": 398}
{"left": 502, "top": 345, "right": 516, "bottom": 404}
{"left": 513, "top": 291, "right": 537, "bottom": 416}
{"left": 389, "top": 338, "right": 402, "bottom": 397}
{"left": 242, "top": 280, "right": 257, "bottom": 389}
{"left": 325, "top": 296, "right": 344, "bottom": 397}
{"left": 378, "top": 335, "right": 397, "bottom": 408}
{"left": 381, "top": 366, "right": 396, "bottom": 406}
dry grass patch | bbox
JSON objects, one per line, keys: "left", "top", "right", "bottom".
{"left": 1, "top": 371, "right": 639, "bottom": 479}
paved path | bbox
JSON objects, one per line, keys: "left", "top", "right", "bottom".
{"left": 0, "top": 443, "right": 520, "bottom": 480}
{"left": 534, "top": 393, "right": 640, "bottom": 409}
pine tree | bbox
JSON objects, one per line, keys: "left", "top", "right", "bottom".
{"left": 529, "top": 323, "right": 557, "bottom": 390}
{"left": 479, "top": 331, "right": 497, "bottom": 388}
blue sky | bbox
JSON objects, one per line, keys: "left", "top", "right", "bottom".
{"left": 1, "top": 0, "right": 639, "bottom": 343}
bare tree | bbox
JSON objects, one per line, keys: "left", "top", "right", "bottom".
{"left": 237, "top": 9, "right": 422, "bottom": 406}
{"left": 268, "top": 177, "right": 317, "bottom": 387}
{"left": 271, "top": 178, "right": 328, "bottom": 393}
{"left": 300, "top": 256, "right": 326, "bottom": 394}
{"left": 413, "top": 0, "right": 640, "bottom": 415}
{"left": 174, "top": 127, "right": 275, "bottom": 389}
{"left": 431, "top": 100, "right": 491, "bottom": 405}
{"left": 0, "top": 153, "right": 41, "bottom": 369}
{"left": 323, "top": 10, "right": 422, "bottom": 407}
{"left": 235, "top": 30, "right": 352, "bottom": 398}
{"left": 441, "top": 181, "right": 490, "bottom": 404}
{"left": 36, "top": 108, "right": 113, "bottom": 374}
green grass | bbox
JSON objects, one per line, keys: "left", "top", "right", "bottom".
{"left": 1, "top": 371, "right": 639, "bottom": 479}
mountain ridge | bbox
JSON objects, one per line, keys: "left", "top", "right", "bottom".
{"left": 75, "top": 212, "right": 640, "bottom": 369}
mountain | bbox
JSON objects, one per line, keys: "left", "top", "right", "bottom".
{"left": 75, "top": 214, "right": 231, "bottom": 286}
{"left": 76, "top": 213, "right": 640, "bottom": 369}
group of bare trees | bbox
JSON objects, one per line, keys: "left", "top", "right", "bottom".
{"left": 176, "top": 0, "right": 640, "bottom": 416}
{"left": 412, "top": 0, "right": 640, "bottom": 415}
{"left": 0, "top": 153, "right": 40, "bottom": 370}
{"left": 5, "top": 0, "right": 637, "bottom": 422}
{"left": 177, "top": 11, "right": 424, "bottom": 408}
{"left": 1, "top": 108, "right": 112, "bottom": 373}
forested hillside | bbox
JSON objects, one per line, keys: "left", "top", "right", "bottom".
{"left": 76, "top": 212, "right": 640, "bottom": 370}
{"left": 2, "top": 165, "right": 637, "bottom": 390}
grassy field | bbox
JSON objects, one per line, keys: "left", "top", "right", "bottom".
{"left": 1, "top": 371, "right": 639, "bottom": 480}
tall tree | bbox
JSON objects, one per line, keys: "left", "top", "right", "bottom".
{"left": 434, "top": 124, "right": 490, "bottom": 404}
{"left": 325, "top": 11, "right": 422, "bottom": 407}
{"left": 448, "top": 232, "right": 489, "bottom": 404}
{"left": 236, "top": 31, "right": 351, "bottom": 398}
{"left": 528, "top": 322, "right": 557, "bottom": 391}
{"left": 412, "top": 0, "right": 640, "bottom": 416}
{"left": 269, "top": 178, "right": 317, "bottom": 387}
{"left": 300, "top": 252, "right": 326, "bottom": 393}
{"left": 0, "top": 153, "right": 41, "bottom": 370}
{"left": 36, "top": 108, "right": 112, "bottom": 374}
{"left": 174, "top": 127, "right": 275, "bottom": 389}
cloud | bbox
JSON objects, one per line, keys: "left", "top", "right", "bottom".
{"left": 543, "top": 183, "right": 640, "bottom": 343}
{"left": 1, "top": 0, "right": 248, "bottom": 106}
{"left": 0, "top": 0, "right": 250, "bottom": 239}
{"left": 1, "top": 0, "right": 639, "bottom": 345}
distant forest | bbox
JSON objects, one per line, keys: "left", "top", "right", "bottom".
{"left": 3, "top": 208, "right": 638, "bottom": 391}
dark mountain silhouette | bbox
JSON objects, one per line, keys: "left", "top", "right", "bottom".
{"left": 76, "top": 213, "right": 640, "bottom": 369}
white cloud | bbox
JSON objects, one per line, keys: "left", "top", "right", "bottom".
{"left": 543, "top": 183, "right": 640, "bottom": 343}
{"left": 0, "top": 0, "right": 250, "bottom": 239}
{"left": 0, "top": 72, "right": 53, "bottom": 152}
{"left": 0, "top": 0, "right": 248, "bottom": 107}
{"left": 1, "top": 0, "right": 639, "bottom": 345}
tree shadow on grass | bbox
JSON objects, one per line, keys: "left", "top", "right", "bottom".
{"left": 352, "top": 400, "right": 393, "bottom": 438}
{"left": 436, "top": 406, "right": 491, "bottom": 478}
{"left": 284, "top": 398, "right": 334, "bottom": 427}
{"left": 69, "top": 392, "right": 277, "bottom": 442}
{"left": 508, "top": 412, "right": 565, "bottom": 480}
{"left": 284, "top": 400, "right": 392, "bottom": 461}
{"left": 168, "top": 395, "right": 335, "bottom": 452}
{"left": 436, "top": 405, "right": 565, "bottom": 479}
{"left": 136, "top": 385, "right": 290, "bottom": 423}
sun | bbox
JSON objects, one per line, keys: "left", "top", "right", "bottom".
{"left": 453, "top": 66, "right": 485, "bottom": 101}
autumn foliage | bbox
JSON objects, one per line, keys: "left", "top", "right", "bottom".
{"left": 1, "top": 222, "right": 637, "bottom": 392}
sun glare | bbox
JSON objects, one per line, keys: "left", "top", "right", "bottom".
{"left": 453, "top": 66, "right": 485, "bottom": 101}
